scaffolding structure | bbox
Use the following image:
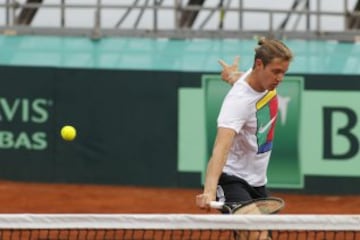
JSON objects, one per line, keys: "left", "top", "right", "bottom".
{"left": 0, "top": 0, "right": 360, "bottom": 41}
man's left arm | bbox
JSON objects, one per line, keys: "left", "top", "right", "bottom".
{"left": 218, "top": 56, "right": 244, "bottom": 85}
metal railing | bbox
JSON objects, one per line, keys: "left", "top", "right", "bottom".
{"left": 0, "top": 0, "right": 360, "bottom": 41}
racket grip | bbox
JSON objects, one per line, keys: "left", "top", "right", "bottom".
{"left": 209, "top": 201, "right": 224, "bottom": 209}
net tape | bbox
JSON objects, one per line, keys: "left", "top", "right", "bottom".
{"left": 0, "top": 214, "right": 359, "bottom": 230}
{"left": 0, "top": 229, "right": 356, "bottom": 240}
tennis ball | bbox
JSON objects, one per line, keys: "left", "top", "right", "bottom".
{"left": 61, "top": 125, "right": 77, "bottom": 141}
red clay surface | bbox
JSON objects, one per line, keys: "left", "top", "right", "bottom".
{"left": 0, "top": 180, "right": 359, "bottom": 214}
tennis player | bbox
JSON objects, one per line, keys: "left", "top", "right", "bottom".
{"left": 196, "top": 37, "right": 293, "bottom": 211}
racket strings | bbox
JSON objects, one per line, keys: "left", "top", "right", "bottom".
{"left": 256, "top": 201, "right": 284, "bottom": 214}
{"left": 233, "top": 199, "right": 284, "bottom": 215}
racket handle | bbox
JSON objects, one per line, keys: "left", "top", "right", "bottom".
{"left": 209, "top": 201, "right": 224, "bottom": 209}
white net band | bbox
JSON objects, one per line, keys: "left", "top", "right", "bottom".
{"left": 0, "top": 214, "right": 358, "bottom": 231}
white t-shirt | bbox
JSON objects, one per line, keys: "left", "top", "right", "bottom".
{"left": 217, "top": 69, "right": 278, "bottom": 186}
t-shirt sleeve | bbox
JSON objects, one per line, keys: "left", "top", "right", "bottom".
{"left": 217, "top": 93, "right": 250, "bottom": 133}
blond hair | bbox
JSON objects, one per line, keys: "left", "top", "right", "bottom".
{"left": 253, "top": 37, "right": 293, "bottom": 67}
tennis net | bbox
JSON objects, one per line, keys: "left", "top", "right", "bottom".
{"left": 0, "top": 214, "right": 359, "bottom": 240}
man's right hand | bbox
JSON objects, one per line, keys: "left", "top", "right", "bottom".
{"left": 195, "top": 193, "right": 212, "bottom": 210}
{"left": 218, "top": 56, "right": 243, "bottom": 85}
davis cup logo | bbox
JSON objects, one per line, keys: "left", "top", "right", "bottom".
{"left": 0, "top": 97, "right": 53, "bottom": 150}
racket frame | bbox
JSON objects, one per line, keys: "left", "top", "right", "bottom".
{"left": 210, "top": 197, "right": 285, "bottom": 214}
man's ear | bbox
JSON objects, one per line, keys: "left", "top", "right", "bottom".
{"left": 254, "top": 58, "right": 263, "bottom": 70}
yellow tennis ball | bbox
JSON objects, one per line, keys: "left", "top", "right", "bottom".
{"left": 61, "top": 125, "right": 76, "bottom": 141}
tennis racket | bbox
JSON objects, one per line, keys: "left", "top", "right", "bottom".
{"left": 210, "top": 197, "right": 285, "bottom": 215}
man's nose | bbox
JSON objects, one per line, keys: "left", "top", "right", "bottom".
{"left": 277, "top": 73, "right": 285, "bottom": 82}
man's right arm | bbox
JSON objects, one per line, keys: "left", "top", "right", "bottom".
{"left": 196, "top": 127, "right": 236, "bottom": 210}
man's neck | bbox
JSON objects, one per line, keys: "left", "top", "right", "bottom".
{"left": 246, "top": 72, "right": 265, "bottom": 92}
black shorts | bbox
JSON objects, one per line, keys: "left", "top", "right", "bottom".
{"left": 216, "top": 173, "right": 269, "bottom": 206}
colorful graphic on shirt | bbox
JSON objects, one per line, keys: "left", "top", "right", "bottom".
{"left": 256, "top": 90, "right": 278, "bottom": 153}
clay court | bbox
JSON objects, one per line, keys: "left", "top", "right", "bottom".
{"left": 0, "top": 180, "right": 359, "bottom": 214}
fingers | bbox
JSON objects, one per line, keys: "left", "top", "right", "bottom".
{"left": 218, "top": 59, "right": 228, "bottom": 69}
{"left": 196, "top": 194, "right": 211, "bottom": 210}
{"left": 218, "top": 56, "right": 240, "bottom": 69}
{"left": 233, "top": 56, "right": 240, "bottom": 68}
{"left": 218, "top": 56, "right": 242, "bottom": 85}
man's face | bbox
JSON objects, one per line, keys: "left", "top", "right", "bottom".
{"left": 257, "top": 58, "right": 290, "bottom": 91}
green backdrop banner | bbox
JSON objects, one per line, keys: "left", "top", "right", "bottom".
{"left": 178, "top": 73, "right": 360, "bottom": 193}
